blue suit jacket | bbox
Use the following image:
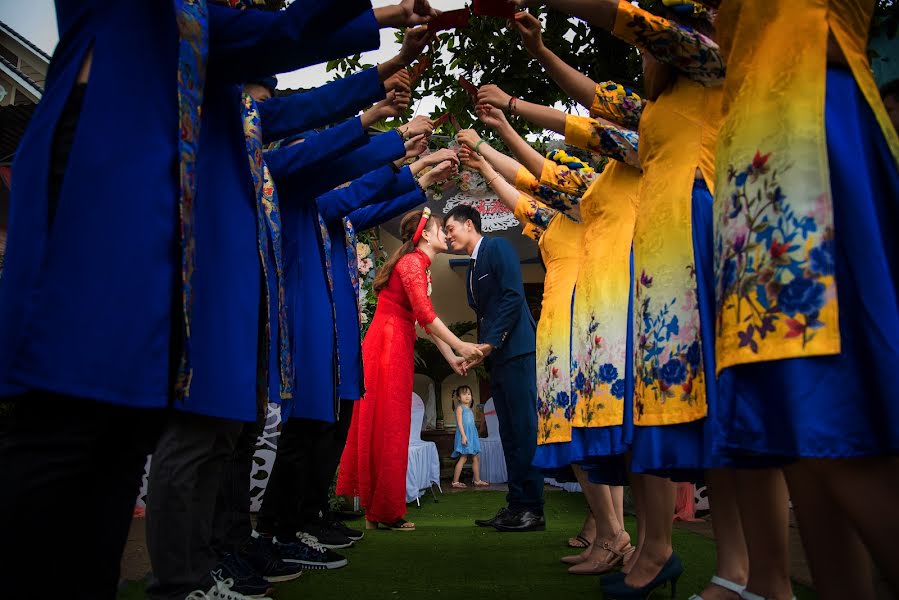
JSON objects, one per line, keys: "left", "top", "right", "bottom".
{"left": 466, "top": 237, "right": 537, "bottom": 366}
{"left": 277, "top": 132, "right": 414, "bottom": 421}
{"left": 0, "top": 0, "right": 379, "bottom": 418}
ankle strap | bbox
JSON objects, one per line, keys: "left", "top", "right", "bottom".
{"left": 710, "top": 576, "right": 746, "bottom": 594}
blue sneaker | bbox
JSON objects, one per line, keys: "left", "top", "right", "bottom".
{"left": 241, "top": 534, "right": 303, "bottom": 583}
{"left": 273, "top": 533, "right": 348, "bottom": 570}
{"left": 213, "top": 553, "right": 273, "bottom": 598}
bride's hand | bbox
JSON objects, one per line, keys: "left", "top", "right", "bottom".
{"left": 449, "top": 355, "right": 468, "bottom": 377}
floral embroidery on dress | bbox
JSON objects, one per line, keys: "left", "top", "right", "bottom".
{"left": 615, "top": 3, "right": 725, "bottom": 86}
{"left": 591, "top": 81, "right": 645, "bottom": 130}
{"left": 570, "top": 313, "right": 628, "bottom": 424}
{"left": 537, "top": 346, "right": 573, "bottom": 444}
{"left": 715, "top": 150, "right": 837, "bottom": 356}
{"left": 634, "top": 265, "right": 705, "bottom": 420}
{"left": 516, "top": 196, "right": 559, "bottom": 232}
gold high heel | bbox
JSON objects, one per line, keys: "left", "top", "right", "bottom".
{"left": 567, "top": 530, "right": 632, "bottom": 575}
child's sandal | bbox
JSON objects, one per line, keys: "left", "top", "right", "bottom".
{"left": 473, "top": 480, "right": 490, "bottom": 487}
{"left": 451, "top": 481, "right": 467, "bottom": 488}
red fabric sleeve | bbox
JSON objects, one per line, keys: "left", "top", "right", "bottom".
{"left": 397, "top": 252, "right": 437, "bottom": 327}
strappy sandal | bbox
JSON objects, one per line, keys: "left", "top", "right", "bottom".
{"left": 473, "top": 480, "right": 490, "bottom": 487}
{"left": 451, "top": 481, "right": 467, "bottom": 488}
{"left": 567, "top": 530, "right": 632, "bottom": 575}
{"left": 688, "top": 576, "right": 746, "bottom": 599}
{"left": 567, "top": 534, "right": 592, "bottom": 549}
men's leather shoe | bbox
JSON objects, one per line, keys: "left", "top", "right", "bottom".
{"left": 474, "top": 506, "right": 511, "bottom": 527}
{"left": 492, "top": 510, "right": 546, "bottom": 532}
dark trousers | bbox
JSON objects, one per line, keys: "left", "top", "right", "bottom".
{"left": 0, "top": 393, "right": 162, "bottom": 600}
{"left": 491, "top": 353, "right": 544, "bottom": 513}
{"left": 145, "top": 412, "right": 242, "bottom": 600}
{"left": 211, "top": 401, "right": 267, "bottom": 557}
{"left": 258, "top": 400, "right": 353, "bottom": 538}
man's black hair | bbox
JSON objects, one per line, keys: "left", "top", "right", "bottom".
{"left": 881, "top": 78, "right": 899, "bottom": 100}
{"left": 445, "top": 204, "right": 483, "bottom": 234}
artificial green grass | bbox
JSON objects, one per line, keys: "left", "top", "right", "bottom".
{"left": 119, "top": 490, "right": 817, "bottom": 599}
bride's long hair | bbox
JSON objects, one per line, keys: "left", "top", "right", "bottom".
{"left": 373, "top": 209, "right": 443, "bottom": 293}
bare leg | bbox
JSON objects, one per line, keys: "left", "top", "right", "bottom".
{"left": 735, "top": 468, "right": 793, "bottom": 599}
{"left": 785, "top": 461, "right": 874, "bottom": 600}
{"left": 611, "top": 485, "right": 625, "bottom": 530}
{"left": 623, "top": 473, "right": 675, "bottom": 588}
{"left": 623, "top": 471, "right": 647, "bottom": 574}
{"left": 472, "top": 455, "right": 482, "bottom": 482}
{"left": 698, "top": 469, "right": 748, "bottom": 599}
{"left": 453, "top": 455, "right": 468, "bottom": 484}
{"left": 802, "top": 457, "right": 899, "bottom": 597}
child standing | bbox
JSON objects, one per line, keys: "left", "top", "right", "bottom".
{"left": 451, "top": 385, "right": 488, "bottom": 488}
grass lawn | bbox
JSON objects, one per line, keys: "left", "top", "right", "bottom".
{"left": 119, "top": 490, "right": 816, "bottom": 599}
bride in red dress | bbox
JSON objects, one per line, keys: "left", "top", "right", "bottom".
{"left": 337, "top": 209, "right": 483, "bottom": 531}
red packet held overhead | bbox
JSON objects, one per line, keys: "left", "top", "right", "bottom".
{"left": 473, "top": 0, "right": 516, "bottom": 19}
{"left": 433, "top": 113, "right": 451, "bottom": 128}
{"left": 408, "top": 55, "right": 432, "bottom": 85}
{"left": 458, "top": 75, "right": 479, "bottom": 99}
{"left": 428, "top": 9, "right": 470, "bottom": 32}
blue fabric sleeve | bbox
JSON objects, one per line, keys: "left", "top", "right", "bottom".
{"left": 264, "top": 118, "right": 368, "bottom": 189}
{"left": 338, "top": 131, "right": 406, "bottom": 180}
{"left": 208, "top": 0, "right": 379, "bottom": 83}
{"left": 348, "top": 177, "right": 425, "bottom": 231}
{"left": 481, "top": 238, "right": 526, "bottom": 349}
{"left": 259, "top": 68, "right": 385, "bottom": 144}
{"left": 316, "top": 165, "right": 398, "bottom": 223}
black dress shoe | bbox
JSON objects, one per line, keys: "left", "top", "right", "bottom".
{"left": 474, "top": 506, "right": 511, "bottom": 527}
{"left": 492, "top": 510, "right": 546, "bottom": 532}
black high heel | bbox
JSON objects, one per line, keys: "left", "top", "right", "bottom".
{"left": 600, "top": 553, "right": 684, "bottom": 599}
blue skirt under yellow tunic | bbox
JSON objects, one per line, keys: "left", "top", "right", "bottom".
{"left": 537, "top": 258, "right": 636, "bottom": 487}
{"left": 717, "top": 67, "right": 899, "bottom": 463}
{"left": 625, "top": 178, "right": 723, "bottom": 482}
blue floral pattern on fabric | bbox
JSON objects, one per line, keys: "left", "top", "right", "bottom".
{"left": 537, "top": 346, "right": 574, "bottom": 443}
{"left": 569, "top": 313, "right": 628, "bottom": 424}
{"left": 715, "top": 150, "right": 837, "bottom": 354}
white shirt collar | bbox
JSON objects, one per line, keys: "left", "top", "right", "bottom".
{"left": 470, "top": 237, "right": 484, "bottom": 261}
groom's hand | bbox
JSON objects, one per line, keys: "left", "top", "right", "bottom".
{"left": 477, "top": 343, "right": 493, "bottom": 357}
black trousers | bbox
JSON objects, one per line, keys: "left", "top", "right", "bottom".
{"left": 491, "top": 353, "right": 545, "bottom": 513}
{"left": 211, "top": 401, "right": 267, "bottom": 557}
{"left": 145, "top": 412, "right": 242, "bottom": 600}
{"left": 0, "top": 393, "right": 163, "bottom": 600}
{"left": 257, "top": 399, "right": 354, "bottom": 538}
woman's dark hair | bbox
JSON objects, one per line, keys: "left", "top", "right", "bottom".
{"left": 372, "top": 209, "right": 443, "bottom": 292}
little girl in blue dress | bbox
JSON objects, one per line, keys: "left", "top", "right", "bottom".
{"left": 450, "top": 385, "right": 488, "bottom": 488}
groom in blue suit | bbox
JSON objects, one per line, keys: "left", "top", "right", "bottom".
{"left": 445, "top": 205, "right": 545, "bottom": 531}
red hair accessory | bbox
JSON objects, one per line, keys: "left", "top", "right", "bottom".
{"left": 412, "top": 207, "right": 432, "bottom": 244}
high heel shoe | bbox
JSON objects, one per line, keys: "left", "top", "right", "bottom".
{"left": 568, "top": 530, "right": 633, "bottom": 575}
{"left": 600, "top": 553, "right": 684, "bottom": 599}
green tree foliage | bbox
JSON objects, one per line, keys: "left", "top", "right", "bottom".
{"left": 328, "top": 8, "right": 642, "bottom": 140}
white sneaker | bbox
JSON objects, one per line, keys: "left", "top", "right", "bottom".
{"left": 184, "top": 572, "right": 257, "bottom": 600}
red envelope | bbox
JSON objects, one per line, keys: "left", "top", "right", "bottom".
{"left": 433, "top": 113, "right": 451, "bottom": 128}
{"left": 458, "top": 75, "right": 479, "bottom": 99}
{"left": 449, "top": 114, "right": 462, "bottom": 132}
{"left": 408, "top": 55, "right": 432, "bottom": 85}
{"left": 473, "top": 0, "right": 516, "bottom": 19}
{"left": 428, "top": 9, "right": 471, "bottom": 32}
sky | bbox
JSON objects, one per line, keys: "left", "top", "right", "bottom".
{"left": 0, "top": 0, "right": 476, "bottom": 116}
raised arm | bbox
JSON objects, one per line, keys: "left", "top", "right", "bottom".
{"left": 521, "top": 0, "right": 724, "bottom": 85}
{"left": 457, "top": 147, "right": 523, "bottom": 215}
{"left": 511, "top": 11, "right": 597, "bottom": 110}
